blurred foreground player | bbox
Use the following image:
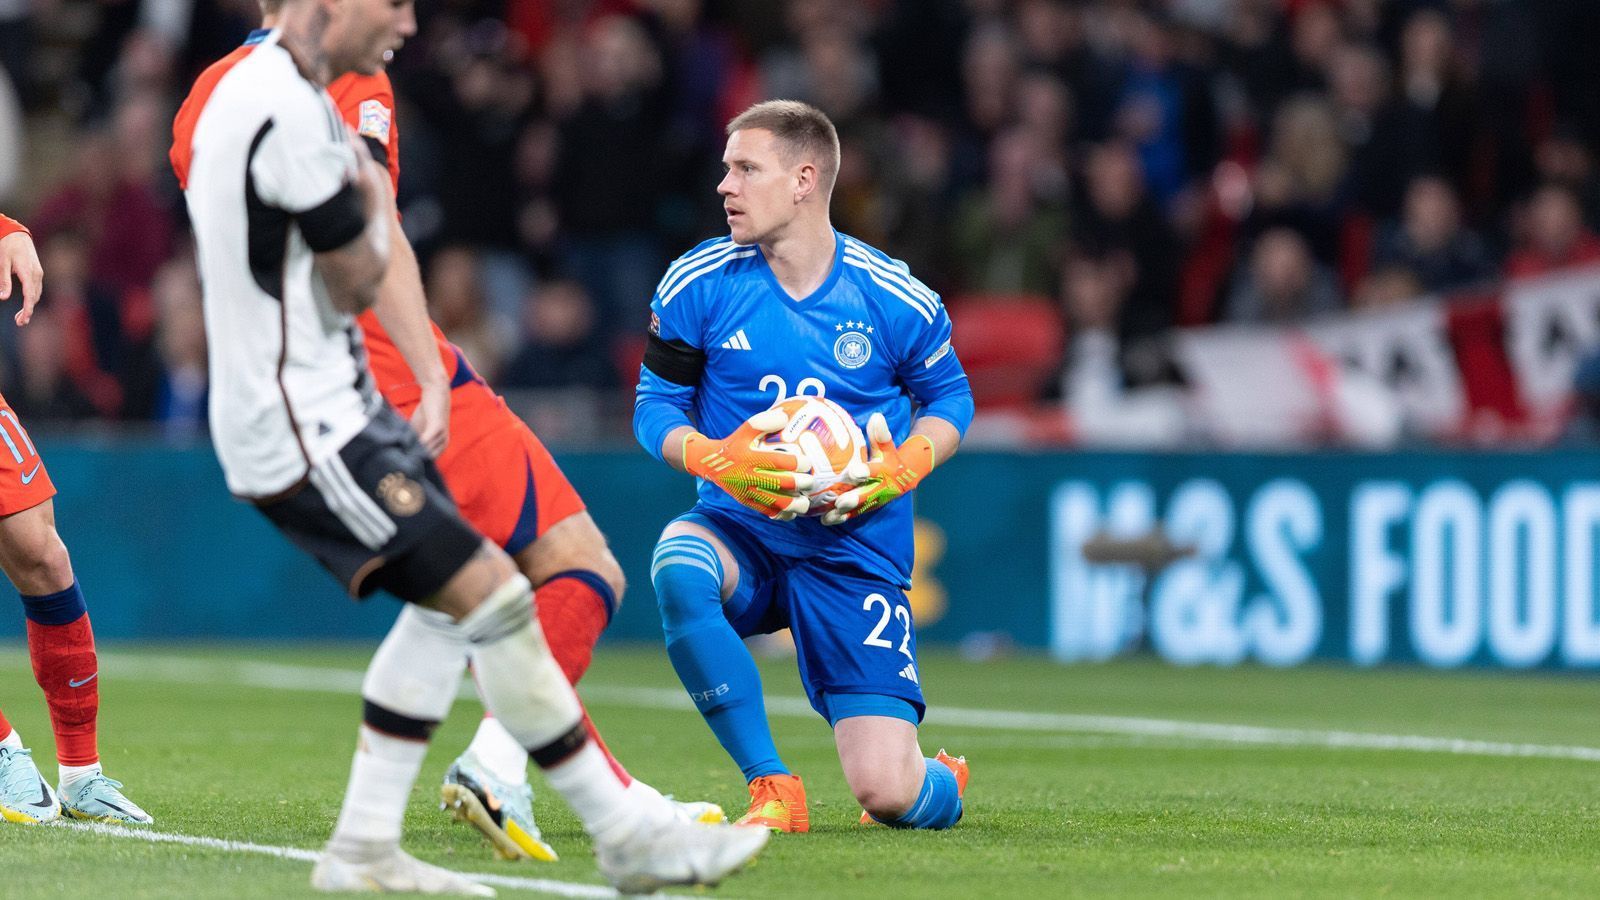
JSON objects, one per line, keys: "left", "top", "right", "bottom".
{"left": 635, "top": 101, "right": 973, "bottom": 831}
{"left": 170, "top": 0, "right": 724, "bottom": 863}
{"left": 175, "top": 0, "right": 764, "bottom": 893}
{"left": 0, "top": 214, "right": 151, "bottom": 827}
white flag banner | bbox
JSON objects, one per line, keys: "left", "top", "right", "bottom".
{"left": 1304, "top": 301, "right": 1464, "bottom": 437}
{"left": 1174, "top": 327, "right": 1327, "bottom": 446}
{"left": 1504, "top": 266, "right": 1600, "bottom": 418}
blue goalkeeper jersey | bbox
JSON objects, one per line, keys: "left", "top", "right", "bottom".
{"left": 634, "top": 231, "right": 973, "bottom": 586}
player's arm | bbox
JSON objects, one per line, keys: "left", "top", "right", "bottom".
{"left": 634, "top": 301, "right": 813, "bottom": 520}
{"left": 0, "top": 214, "right": 42, "bottom": 325}
{"left": 313, "top": 145, "right": 392, "bottom": 314}
{"left": 369, "top": 216, "right": 449, "bottom": 454}
{"left": 823, "top": 309, "right": 974, "bottom": 526}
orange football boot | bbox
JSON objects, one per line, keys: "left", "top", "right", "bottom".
{"left": 738, "top": 774, "right": 810, "bottom": 833}
{"left": 859, "top": 749, "right": 968, "bottom": 825}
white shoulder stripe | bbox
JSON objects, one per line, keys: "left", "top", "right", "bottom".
{"left": 842, "top": 250, "right": 938, "bottom": 321}
{"left": 656, "top": 239, "right": 739, "bottom": 298}
{"left": 842, "top": 237, "right": 939, "bottom": 305}
{"left": 842, "top": 256, "right": 935, "bottom": 323}
{"left": 661, "top": 249, "right": 757, "bottom": 305}
{"left": 842, "top": 246, "right": 939, "bottom": 315}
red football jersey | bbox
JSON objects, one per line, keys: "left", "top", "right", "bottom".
{"left": 0, "top": 214, "right": 25, "bottom": 240}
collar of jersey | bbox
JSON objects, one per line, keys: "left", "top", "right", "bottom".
{"left": 752, "top": 229, "right": 845, "bottom": 305}
{"left": 243, "top": 28, "right": 272, "bottom": 46}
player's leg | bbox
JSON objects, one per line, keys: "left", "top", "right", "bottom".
{"left": 428, "top": 540, "right": 767, "bottom": 892}
{"left": 653, "top": 513, "right": 808, "bottom": 831}
{"left": 834, "top": 713, "right": 964, "bottom": 828}
{"left": 0, "top": 497, "right": 150, "bottom": 825}
{"left": 304, "top": 411, "right": 764, "bottom": 892}
{"left": 788, "top": 566, "right": 966, "bottom": 829}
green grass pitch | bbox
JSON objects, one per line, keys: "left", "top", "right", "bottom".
{"left": 2, "top": 642, "right": 1600, "bottom": 897}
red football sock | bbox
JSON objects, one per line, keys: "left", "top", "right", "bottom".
{"left": 0, "top": 706, "right": 12, "bottom": 741}
{"left": 27, "top": 612, "right": 99, "bottom": 766}
{"left": 535, "top": 571, "right": 614, "bottom": 686}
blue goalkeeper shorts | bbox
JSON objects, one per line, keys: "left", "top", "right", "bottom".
{"left": 675, "top": 505, "right": 926, "bottom": 723}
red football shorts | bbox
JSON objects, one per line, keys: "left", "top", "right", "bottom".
{"left": 410, "top": 383, "right": 586, "bottom": 555}
{"left": 0, "top": 394, "right": 55, "bottom": 516}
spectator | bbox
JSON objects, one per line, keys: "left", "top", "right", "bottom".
{"left": 426, "top": 246, "right": 508, "bottom": 382}
{"left": 1223, "top": 227, "right": 1342, "bottom": 324}
{"left": 1110, "top": 10, "right": 1219, "bottom": 210}
{"left": 1068, "top": 141, "right": 1178, "bottom": 385}
{"left": 1248, "top": 94, "right": 1350, "bottom": 264}
{"left": 499, "top": 280, "right": 616, "bottom": 391}
{"left": 951, "top": 128, "right": 1067, "bottom": 297}
{"left": 552, "top": 15, "right": 671, "bottom": 345}
{"left": 10, "top": 310, "right": 98, "bottom": 424}
{"left": 149, "top": 255, "right": 207, "bottom": 438}
{"left": 1505, "top": 183, "right": 1600, "bottom": 280}
{"left": 1351, "top": 265, "right": 1424, "bottom": 312}
{"left": 30, "top": 97, "right": 176, "bottom": 300}
{"left": 1371, "top": 176, "right": 1494, "bottom": 293}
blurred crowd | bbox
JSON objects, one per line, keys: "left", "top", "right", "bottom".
{"left": 3, "top": 0, "right": 1600, "bottom": 445}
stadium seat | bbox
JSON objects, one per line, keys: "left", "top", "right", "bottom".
{"left": 948, "top": 295, "right": 1066, "bottom": 409}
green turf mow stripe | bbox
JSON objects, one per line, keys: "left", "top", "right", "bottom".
{"left": 10, "top": 650, "right": 1600, "bottom": 764}
{"left": 53, "top": 821, "right": 622, "bottom": 898}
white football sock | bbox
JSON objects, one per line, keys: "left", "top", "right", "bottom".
{"left": 459, "top": 576, "right": 583, "bottom": 751}
{"left": 328, "top": 726, "right": 428, "bottom": 858}
{"left": 545, "top": 741, "right": 662, "bottom": 845}
{"left": 465, "top": 716, "right": 529, "bottom": 785}
{"left": 328, "top": 605, "right": 467, "bottom": 860}
{"left": 59, "top": 761, "right": 101, "bottom": 787}
{"left": 460, "top": 576, "right": 653, "bottom": 841}
{"left": 0, "top": 729, "right": 22, "bottom": 751}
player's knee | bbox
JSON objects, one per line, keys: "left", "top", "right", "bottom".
{"left": 651, "top": 537, "right": 726, "bottom": 632}
{"left": 853, "top": 776, "right": 919, "bottom": 822}
{"left": 3, "top": 526, "right": 73, "bottom": 595}
{"left": 592, "top": 550, "right": 626, "bottom": 609}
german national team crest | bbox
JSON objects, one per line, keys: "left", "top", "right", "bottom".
{"left": 833, "top": 321, "right": 873, "bottom": 369}
{"left": 376, "top": 472, "right": 424, "bottom": 517}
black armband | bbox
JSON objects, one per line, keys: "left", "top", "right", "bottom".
{"left": 297, "top": 181, "right": 367, "bottom": 252}
{"left": 643, "top": 331, "right": 706, "bottom": 386}
{"left": 361, "top": 136, "right": 390, "bottom": 171}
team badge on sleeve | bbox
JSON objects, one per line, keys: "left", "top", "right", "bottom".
{"left": 357, "top": 99, "right": 392, "bottom": 145}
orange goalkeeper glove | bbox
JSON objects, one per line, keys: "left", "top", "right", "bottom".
{"left": 821, "top": 413, "right": 935, "bottom": 526}
{"left": 684, "top": 409, "right": 817, "bottom": 521}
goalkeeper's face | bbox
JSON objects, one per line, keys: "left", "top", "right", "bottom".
{"left": 719, "top": 129, "right": 802, "bottom": 246}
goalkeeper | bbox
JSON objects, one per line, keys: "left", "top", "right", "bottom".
{"left": 635, "top": 101, "right": 974, "bottom": 833}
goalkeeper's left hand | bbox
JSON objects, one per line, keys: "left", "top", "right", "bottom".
{"left": 821, "top": 412, "right": 935, "bottom": 526}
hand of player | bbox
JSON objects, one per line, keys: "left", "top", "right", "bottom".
{"left": 684, "top": 409, "right": 816, "bottom": 521}
{"left": 0, "top": 230, "right": 43, "bottom": 326}
{"left": 409, "top": 381, "right": 451, "bottom": 459}
{"left": 822, "top": 413, "right": 935, "bottom": 526}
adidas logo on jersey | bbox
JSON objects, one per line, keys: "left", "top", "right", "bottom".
{"left": 721, "top": 329, "right": 752, "bottom": 350}
{"left": 898, "top": 664, "right": 919, "bottom": 684}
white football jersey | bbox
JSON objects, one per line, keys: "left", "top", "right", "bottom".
{"left": 182, "top": 30, "right": 380, "bottom": 498}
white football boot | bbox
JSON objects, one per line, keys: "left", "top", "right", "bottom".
{"left": 310, "top": 846, "right": 495, "bottom": 896}
{"left": 596, "top": 816, "right": 769, "bottom": 895}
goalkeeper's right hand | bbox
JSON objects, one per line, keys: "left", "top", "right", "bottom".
{"left": 683, "top": 409, "right": 816, "bottom": 521}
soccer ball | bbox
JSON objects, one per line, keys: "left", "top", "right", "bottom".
{"left": 761, "top": 396, "right": 868, "bottom": 516}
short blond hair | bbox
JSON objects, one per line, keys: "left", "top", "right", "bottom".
{"left": 726, "top": 100, "right": 841, "bottom": 196}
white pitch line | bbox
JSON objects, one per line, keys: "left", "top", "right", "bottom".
{"left": 54, "top": 821, "right": 621, "bottom": 898}
{"left": 5, "top": 650, "right": 1600, "bottom": 763}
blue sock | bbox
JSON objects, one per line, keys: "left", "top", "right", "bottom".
{"left": 879, "top": 758, "right": 963, "bottom": 829}
{"left": 653, "top": 535, "right": 787, "bottom": 781}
